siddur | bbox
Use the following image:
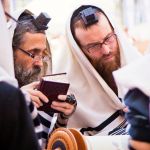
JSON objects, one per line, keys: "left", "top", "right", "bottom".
{"left": 38, "top": 73, "right": 70, "bottom": 113}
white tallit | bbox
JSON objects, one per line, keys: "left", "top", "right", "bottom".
{"left": 0, "top": 2, "right": 17, "bottom": 87}
{"left": 113, "top": 53, "right": 150, "bottom": 98}
{"left": 51, "top": 3, "right": 142, "bottom": 135}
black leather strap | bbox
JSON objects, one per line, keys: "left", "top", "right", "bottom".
{"left": 80, "top": 110, "right": 121, "bottom": 134}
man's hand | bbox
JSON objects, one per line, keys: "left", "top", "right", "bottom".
{"left": 129, "top": 139, "right": 150, "bottom": 150}
{"left": 51, "top": 95, "right": 77, "bottom": 116}
{"left": 21, "top": 82, "right": 49, "bottom": 108}
{"left": 123, "top": 106, "right": 129, "bottom": 113}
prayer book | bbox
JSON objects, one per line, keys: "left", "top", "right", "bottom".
{"left": 38, "top": 73, "right": 70, "bottom": 113}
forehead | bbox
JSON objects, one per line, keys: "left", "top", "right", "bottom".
{"left": 21, "top": 32, "right": 46, "bottom": 49}
{"left": 74, "top": 13, "right": 113, "bottom": 45}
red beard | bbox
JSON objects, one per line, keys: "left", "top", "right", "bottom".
{"left": 91, "top": 49, "right": 120, "bottom": 78}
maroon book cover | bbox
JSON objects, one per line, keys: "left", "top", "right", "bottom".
{"left": 38, "top": 73, "right": 70, "bottom": 113}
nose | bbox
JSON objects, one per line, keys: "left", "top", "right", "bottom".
{"left": 33, "top": 59, "right": 43, "bottom": 68}
{"left": 101, "top": 44, "right": 110, "bottom": 55}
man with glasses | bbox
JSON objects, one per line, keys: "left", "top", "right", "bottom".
{"left": 52, "top": 4, "right": 142, "bottom": 136}
{"left": 12, "top": 11, "right": 49, "bottom": 87}
{"left": 8, "top": 10, "right": 77, "bottom": 149}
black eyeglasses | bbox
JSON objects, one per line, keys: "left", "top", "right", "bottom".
{"left": 18, "top": 47, "right": 49, "bottom": 62}
{"left": 81, "top": 32, "right": 117, "bottom": 53}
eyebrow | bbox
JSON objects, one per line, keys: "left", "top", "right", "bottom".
{"left": 85, "top": 32, "right": 113, "bottom": 47}
{"left": 28, "top": 48, "right": 47, "bottom": 52}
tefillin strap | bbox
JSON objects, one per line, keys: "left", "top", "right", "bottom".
{"left": 5, "top": 11, "right": 20, "bottom": 24}
{"left": 80, "top": 7, "right": 98, "bottom": 26}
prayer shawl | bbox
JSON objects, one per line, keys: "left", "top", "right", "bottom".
{"left": 0, "top": 2, "right": 17, "bottom": 87}
{"left": 51, "top": 3, "right": 142, "bottom": 135}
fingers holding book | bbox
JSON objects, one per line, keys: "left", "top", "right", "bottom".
{"left": 21, "top": 81, "right": 49, "bottom": 108}
{"left": 29, "top": 90, "right": 49, "bottom": 108}
{"left": 51, "top": 94, "right": 77, "bottom": 116}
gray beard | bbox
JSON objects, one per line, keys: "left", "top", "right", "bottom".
{"left": 15, "top": 64, "right": 42, "bottom": 87}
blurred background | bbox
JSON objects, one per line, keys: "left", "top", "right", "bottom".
{"left": 9, "top": 0, "right": 150, "bottom": 54}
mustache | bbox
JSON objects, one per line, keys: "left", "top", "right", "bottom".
{"left": 96, "top": 51, "right": 120, "bottom": 74}
{"left": 15, "top": 65, "right": 42, "bottom": 87}
{"left": 101, "top": 51, "right": 113, "bottom": 61}
{"left": 30, "top": 66, "right": 41, "bottom": 75}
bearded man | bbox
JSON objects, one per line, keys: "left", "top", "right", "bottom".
{"left": 12, "top": 11, "right": 49, "bottom": 87}
{"left": 10, "top": 10, "right": 77, "bottom": 149}
{"left": 52, "top": 4, "right": 142, "bottom": 136}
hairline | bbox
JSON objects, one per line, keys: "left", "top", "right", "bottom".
{"left": 12, "top": 19, "right": 45, "bottom": 51}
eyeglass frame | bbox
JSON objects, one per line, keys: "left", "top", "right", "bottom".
{"left": 81, "top": 31, "right": 117, "bottom": 54}
{"left": 17, "top": 47, "right": 49, "bottom": 62}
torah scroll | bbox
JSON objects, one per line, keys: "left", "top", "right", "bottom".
{"left": 47, "top": 128, "right": 129, "bottom": 150}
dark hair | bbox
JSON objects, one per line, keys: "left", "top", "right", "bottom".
{"left": 70, "top": 5, "right": 113, "bottom": 46}
{"left": 12, "top": 12, "right": 45, "bottom": 51}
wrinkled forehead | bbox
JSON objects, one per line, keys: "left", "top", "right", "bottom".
{"left": 19, "top": 32, "right": 47, "bottom": 48}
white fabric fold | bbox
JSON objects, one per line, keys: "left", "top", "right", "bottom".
{"left": 0, "top": 2, "right": 17, "bottom": 87}
{"left": 113, "top": 53, "right": 150, "bottom": 98}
